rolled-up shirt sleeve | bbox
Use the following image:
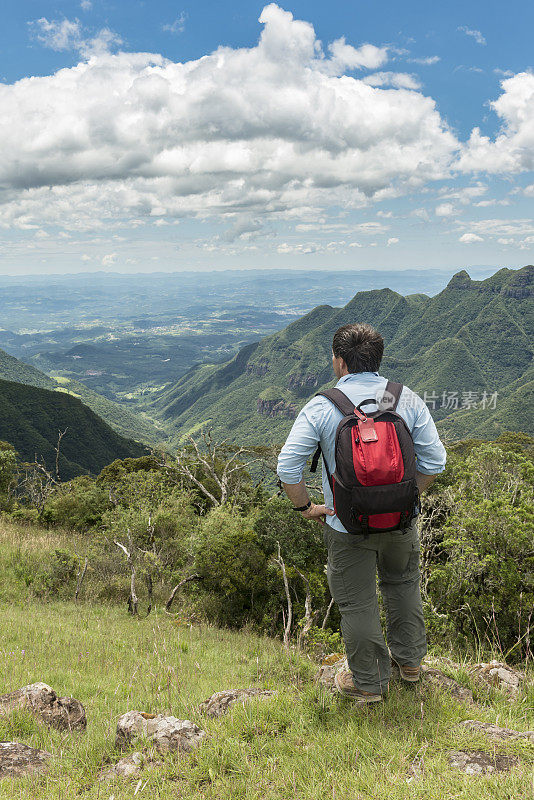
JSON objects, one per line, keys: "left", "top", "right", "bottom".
{"left": 410, "top": 401, "right": 447, "bottom": 474}
{"left": 277, "top": 403, "right": 321, "bottom": 484}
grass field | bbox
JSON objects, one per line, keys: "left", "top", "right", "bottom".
{"left": 0, "top": 523, "right": 533, "bottom": 799}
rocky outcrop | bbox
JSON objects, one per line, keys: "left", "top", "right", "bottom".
{"left": 316, "top": 654, "right": 348, "bottom": 689}
{"left": 257, "top": 398, "right": 297, "bottom": 418}
{"left": 199, "top": 688, "right": 275, "bottom": 718}
{"left": 469, "top": 660, "right": 524, "bottom": 698}
{"left": 246, "top": 361, "right": 270, "bottom": 377}
{"left": 447, "top": 750, "right": 518, "bottom": 775}
{"left": 0, "top": 742, "right": 51, "bottom": 778}
{"left": 421, "top": 667, "right": 474, "bottom": 704}
{"left": 500, "top": 265, "right": 533, "bottom": 298}
{"left": 115, "top": 711, "right": 206, "bottom": 753}
{"left": 0, "top": 682, "right": 86, "bottom": 731}
{"left": 461, "top": 720, "right": 534, "bottom": 743}
{"left": 99, "top": 751, "right": 150, "bottom": 781}
{"left": 287, "top": 373, "right": 319, "bottom": 393}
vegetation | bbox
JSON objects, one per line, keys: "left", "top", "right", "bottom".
{"left": 1, "top": 430, "right": 532, "bottom": 663}
{"left": 0, "top": 586, "right": 532, "bottom": 799}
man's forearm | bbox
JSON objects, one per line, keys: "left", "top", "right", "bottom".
{"left": 281, "top": 479, "right": 310, "bottom": 508}
{"left": 416, "top": 471, "right": 436, "bottom": 494}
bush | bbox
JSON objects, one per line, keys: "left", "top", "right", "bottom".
{"left": 194, "top": 507, "right": 269, "bottom": 627}
{"left": 425, "top": 443, "right": 534, "bottom": 660}
{"left": 41, "top": 477, "right": 110, "bottom": 531}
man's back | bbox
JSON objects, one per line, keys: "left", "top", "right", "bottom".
{"left": 277, "top": 370, "right": 446, "bottom": 533}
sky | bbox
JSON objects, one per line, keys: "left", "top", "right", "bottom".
{"left": 0, "top": 0, "right": 533, "bottom": 274}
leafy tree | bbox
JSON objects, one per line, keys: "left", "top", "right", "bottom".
{"left": 424, "top": 442, "right": 534, "bottom": 660}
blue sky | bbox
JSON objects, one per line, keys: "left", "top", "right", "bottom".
{"left": 1, "top": 1, "right": 533, "bottom": 274}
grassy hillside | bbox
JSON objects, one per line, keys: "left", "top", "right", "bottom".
{"left": 0, "top": 519, "right": 532, "bottom": 800}
{"left": 154, "top": 265, "right": 533, "bottom": 444}
{"left": 0, "top": 379, "right": 147, "bottom": 479}
{"left": 0, "top": 347, "right": 167, "bottom": 447}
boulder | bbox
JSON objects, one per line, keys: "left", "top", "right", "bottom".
{"left": 461, "top": 720, "right": 534, "bottom": 743}
{"left": 199, "top": 688, "right": 275, "bottom": 718}
{"left": 0, "top": 742, "right": 51, "bottom": 778}
{"left": 99, "top": 751, "right": 149, "bottom": 781}
{"left": 447, "top": 750, "right": 519, "bottom": 775}
{"left": 316, "top": 654, "right": 348, "bottom": 690}
{"left": 469, "top": 660, "right": 525, "bottom": 698}
{"left": 115, "top": 711, "right": 205, "bottom": 753}
{"left": 421, "top": 667, "right": 474, "bottom": 704}
{"left": 0, "top": 682, "right": 86, "bottom": 731}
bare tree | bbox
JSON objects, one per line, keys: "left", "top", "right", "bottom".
{"left": 157, "top": 430, "right": 252, "bottom": 508}
{"left": 115, "top": 533, "right": 139, "bottom": 616}
{"left": 74, "top": 556, "right": 88, "bottom": 604}
{"left": 165, "top": 573, "right": 202, "bottom": 613}
{"left": 274, "top": 542, "right": 292, "bottom": 649}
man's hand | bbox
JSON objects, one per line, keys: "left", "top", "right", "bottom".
{"left": 301, "top": 503, "right": 335, "bottom": 526}
{"left": 280, "top": 480, "right": 334, "bottom": 526}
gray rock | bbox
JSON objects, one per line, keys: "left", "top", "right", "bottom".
{"left": 199, "top": 688, "right": 275, "bottom": 718}
{"left": 469, "top": 660, "right": 525, "bottom": 698}
{"left": 0, "top": 682, "right": 86, "bottom": 731}
{"left": 0, "top": 742, "right": 51, "bottom": 778}
{"left": 421, "top": 667, "right": 474, "bottom": 704}
{"left": 448, "top": 749, "right": 519, "bottom": 775}
{"left": 99, "top": 751, "right": 149, "bottom": 780}
{"left": 316, "top": 654, "right": 348, "bottom": 690}
{"left": 115, "top": 711, "right": 206, "bottom": 753}
{"left": 461, "top": 720, "right": 534, "bottom": 743}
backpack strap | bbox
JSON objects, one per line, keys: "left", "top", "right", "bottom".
{"left": 380, "top": 380, "right": 403, "bottom": 411}
{"left": 314, "top": 388, "right": 355, "bottom": 417}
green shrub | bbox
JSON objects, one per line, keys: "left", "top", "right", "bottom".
{"left": 194, "top": 507, "right": 269, "bottom": 627}
{"left": 41, "top": 476, "right": 110, "bottom": 531}
{"left": 425, "top": 443, "right": 534, "bottom": 660}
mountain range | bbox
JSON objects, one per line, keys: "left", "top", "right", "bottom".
{"left": 153, "top": 265, "right": 533, "bottom": 445}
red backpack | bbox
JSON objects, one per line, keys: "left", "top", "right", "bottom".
{"left": 310, "top": 381, "right": 419, "bottom": 535}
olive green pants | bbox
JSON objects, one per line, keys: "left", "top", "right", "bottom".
{"left": 324, "top": 519, "right": 427, "bottom": 695}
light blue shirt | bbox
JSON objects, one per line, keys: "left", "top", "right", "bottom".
{"left": 276, "top": 371, "right": 447, "bottom": 532}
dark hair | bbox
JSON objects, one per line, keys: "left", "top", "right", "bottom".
{"left": 332, "top": 323, "right": 384, "bottom": 373}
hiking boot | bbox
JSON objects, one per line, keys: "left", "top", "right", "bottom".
{"left": 390, "top": 656, "right": 421, "bottom": 683}
{"left": 334, "top": 671, "right": 384, "bottom": 703}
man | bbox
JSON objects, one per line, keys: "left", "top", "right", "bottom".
{"left": 277, "top": 322, "right": 446, "bottom": 704}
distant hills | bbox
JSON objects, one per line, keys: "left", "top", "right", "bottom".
{"left": 0, "top": 347, "right": 167, "bottom": 448}
{"left": 0, "top": 378, "right": 147, "bottom": 479}
{"left": 153, "top": 265, "right": 533, "bottom": 445}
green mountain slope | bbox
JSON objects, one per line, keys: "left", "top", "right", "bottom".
{"left": 0, "top": 347, "right": 167, "bottom": 447}
{"left": 0, "top": 378, "right": 147, "bottom": 479}
{"left": 154, "top": 265, "right": 533, "bottom": 445}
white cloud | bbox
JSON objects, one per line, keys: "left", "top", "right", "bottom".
{"left": 29, "top": 18, "right": 83, "bottom": 51}
{"left": 81, "top": 253, "right": 91, "bottom": 260}
{"left": 101, "top": 253, "right": 117, "bottom": 266}
{"left": 163, "top": 13, "right": 186, "bottom": 35}
{"left": 523, "top": 183, "right": 534, "bottom": 197}
{"left": 386, "top": 237, "right": 399, "bottom": 246}
{"left": 494, "top": 68, "right": 513, "bottom": 78}
{"left": 80, "top": 0, "right": 92, "bottom": 10}
{"left": 459, "top": 72, "right": 534, "bottom": 172}
{"left": 327, "top": 38, "right": 388, "bottom": 72}
{"left": 29, "top": 16, "right": 122, "bottom": 57}
{"left": 459, "top": 233, "right": 483, "bottom": 243}
{"left": 408, "top": 55, "right": 440, "bottom": 65}
{"left": 362, "top": 71, "right": 421, "bottom": 90}
{"left": 497, "top": 237, "right": 514, "bottom": 245}
{"left": 1, "top": 4, "right": 458, "bottom": 235}
{"left": 435, "top": 202, "right": 455, "bottom": 217}
{"left": 458, "top": 26, "right": 486, "bottom": 46}
{"left": 459, "top": 218, "right": 534, "bottom": 237}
